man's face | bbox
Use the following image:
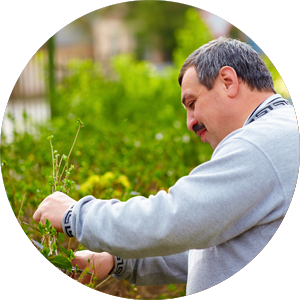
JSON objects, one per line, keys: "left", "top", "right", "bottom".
{"left": 181, "top": 67, "right": 231, "bottom": 150}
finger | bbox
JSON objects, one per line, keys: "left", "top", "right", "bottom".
{"left": 71, "top": 258, "right": 83, "bottom": 269}
{"left": 32, "top": 208, "right": 41, "bottom": 223}
{"left": 32, "top": 196, "right": 49, "bottom": 223}
{"left": 71, "top": 252, "right": 90, "bottom": 269}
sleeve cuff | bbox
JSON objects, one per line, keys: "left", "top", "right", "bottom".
{"left": 62, "top": 204, "right": 75, "bottom": 237}
{"left": 108, "top": 256, "right": 125, "bottom": 276}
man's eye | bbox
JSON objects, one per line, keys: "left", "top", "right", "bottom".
{"left": 188, "top": 101, "right": 195, "bottom": 108}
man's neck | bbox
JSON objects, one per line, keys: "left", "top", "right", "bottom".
{"left": 235, "top": 86, "right": 276, "bottom": 128}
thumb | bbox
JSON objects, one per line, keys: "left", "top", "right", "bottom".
{"left": 33, "top": 208, "right": 41, "bottom": 223}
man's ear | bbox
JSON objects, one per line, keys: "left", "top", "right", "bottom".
{"left": 218, "top": 66, "right": 239, "bottom": 97}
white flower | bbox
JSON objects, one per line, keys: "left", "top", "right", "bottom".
{"left": 182, "top": 134, "right": 190, "bottom": 143}
{"left": 155, "top": 133, "right": 164, "bottom": 140}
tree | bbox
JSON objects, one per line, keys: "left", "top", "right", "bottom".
{"left": 125, "top": 1, "right": 193, "bottom": 61}
{"left": 173, "top": 8, "right": 212, "bottom": 68}
{"left": 96, "top": 1, "right": 193, "bottom": 61}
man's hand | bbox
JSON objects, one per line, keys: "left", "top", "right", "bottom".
{"left": 33, "top": 191, "right": 76, "bottom": 232}
{"left": 71, "top": 250, "right": 115, "bottom": 284}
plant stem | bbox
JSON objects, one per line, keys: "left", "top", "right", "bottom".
{"left": 95, "top": 275, "right": 112, "bottom": 289}
{"left": 58, "top": 124, "right": 82, "bottom": 184}
{"left": 55, "top": 155, "right": 59, "bottom": 184}
{"left": 49, "top": 139, "right": 55, "bottom": 193}
{"left": 62, "top": 172, "right": 69, "bottom": 191}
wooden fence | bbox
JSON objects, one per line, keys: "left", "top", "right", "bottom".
{"left": 0, "top": 14, "right": 54, "bottom": 140}
{"left": 0, "top": 13, "right": 93, "bottom": 141}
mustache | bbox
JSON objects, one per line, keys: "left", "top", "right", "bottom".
{"left": 193, "top": 123, "right": 206, "bottom": 133}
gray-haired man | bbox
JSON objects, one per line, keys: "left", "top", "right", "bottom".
{"left": 33, "top": 37, "right": 299, "bottom": 294}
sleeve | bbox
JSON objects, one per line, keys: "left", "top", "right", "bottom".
{"left": 109, "top": 251, "right": 189, "bottom": 286}
{"left": 62, "top": 137, "right": 284, "bottom": 276}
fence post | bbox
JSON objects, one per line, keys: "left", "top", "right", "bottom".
{"left": 47, "top": 12, "right": 56, "bottom": 118}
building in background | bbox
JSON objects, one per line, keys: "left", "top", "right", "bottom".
{"left": 0, "top": 0, "right": 300, "bottom": 142}
{"left": 92, "top": 17, "right": 135, "bottom": 64}
{"left": 0, "top": 0, "right": 93, "bottom": 141}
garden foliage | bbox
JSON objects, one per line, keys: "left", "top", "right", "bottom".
{"left": 1, "top": 13, "right": 213, "bottom": 296}
{"left": 0, "top": 11, "right": 212, "bottom": 299}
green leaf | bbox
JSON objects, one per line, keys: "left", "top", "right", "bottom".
{"left": 48, "top": 176, "right": 54, "bottom": 185}
{"left": 38, "top": 222, "right": 44, "bottom": 232}
{"left": 22, "top": 222, "right": 42, "bottom": 233}
{"left": 58, "top": 232, "right": 65, "bottom": 243}
{"left": 50, "top": 227, "right": 57, "bottom": 236}
{"left": 59, "top": 245, "right": 71, "bottom": 257}
{"left": 77, "top": 119, "right": 84, "bottom": 127}
{"left": 49, "top": 255, "right": 72, "bottom": 270}
{"left": 45, "top": 219, "right": 51, "bottom": 231}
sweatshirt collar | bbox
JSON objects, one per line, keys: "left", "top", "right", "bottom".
{"left": 243, "top": 94, "right": 283, "bottom": 127}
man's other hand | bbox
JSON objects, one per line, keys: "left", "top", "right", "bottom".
{"left": 33, "top": 191, "right": 76, "bottom": 232}
{"left": 71, "top": 250, "right": 115, "bottom": 284}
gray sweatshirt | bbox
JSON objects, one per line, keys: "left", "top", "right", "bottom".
{"left": 63, "top": 95, "right": 299, "bottom": 295}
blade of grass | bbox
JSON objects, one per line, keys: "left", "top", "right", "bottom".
{"left": 58, "top": 122, "right": 82, "bottom": 185}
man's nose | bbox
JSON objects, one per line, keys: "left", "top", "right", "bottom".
{"left": 187, "top": 113, "right": 198, "bottom": 132}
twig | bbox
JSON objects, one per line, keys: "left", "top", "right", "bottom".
{"left": 58, "top": 123, "right": 82, "bottom": 184}
{"left": 95, "top": 275, "right": 112, "bottom": 289}
{"left": 55, "top": 154, "right": 59, "bottom": 185}
{"left": 48, "top": 138, "right": 55, "bottom": 192}
{"left": 58, "top": 154, "right": 66, "bottom": 169}
{"left": 62, "top": 169, "right": 70, "bottom": 191}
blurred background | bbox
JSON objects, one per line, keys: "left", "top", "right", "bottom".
{"left": 0, "top": 1, "right": 290, "bottom": 299}
{"left": 2, "top": 1, "right": 289, "bottom": 140}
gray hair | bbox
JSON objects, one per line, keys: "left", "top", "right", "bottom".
{"left": 178, "top": 37, "right": 276, "bottom": 93}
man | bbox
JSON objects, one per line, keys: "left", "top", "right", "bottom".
{"left": 33, "top": 37, "right": 299, "bottom": 295}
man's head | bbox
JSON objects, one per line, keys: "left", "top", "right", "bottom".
{"left": 178, "top": 37, "right": 275, "bottom": 93}
{"left": 179, "top": 37, "right": 276, "bottom": 150}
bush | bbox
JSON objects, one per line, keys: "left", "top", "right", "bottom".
{"left": 1, "top": 53, "right": 213, "bottom": 298}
